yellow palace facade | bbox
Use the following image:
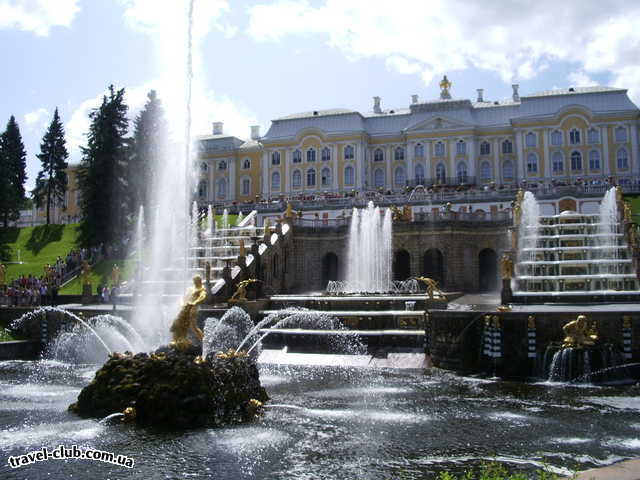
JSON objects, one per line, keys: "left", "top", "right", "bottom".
{"left": 197, "top": 82, "right": 640, "bottom": 204}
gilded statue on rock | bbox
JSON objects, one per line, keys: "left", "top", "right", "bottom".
{"left": 170, "top": 275, "right": 207, "bottom": 351}
{"left": 500, "top": 254, "right": 514, "bottom": 279}
{"left": 562, "top": 315, "right": 598, "bottom": 348}
{"left": 229, "top": 278, "right": 259, "bottom": 303}
{"left": 414, "top": 276, "right": 443, "bottom": 300}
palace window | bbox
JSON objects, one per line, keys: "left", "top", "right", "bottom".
{"left": 394, "top": 146, "right": 405, "bottom": 161}
{"left": 306, "top": 168, "right": 316, "bottom": 186}
{"left": 216, "top": 178, "right": 226, "bottom": 199}
{"left": 552, "top": 151, "right": 564, "bottom": 173}
{"left": 615, "top": 126, "right": 628, "bottom": 143}
{"left": 456, "top": 161, "right": 468, "bottom": 184}
{"left": 414, "top": 143, "right": 424, "bottom": 158}
{"left": 436, "top": 163, "right": 446, "bottom": 184}
{"left": 198, "top": 180, "right": 207, "bottom": 198}
{"left": 321, "top": 147, "right": 331, "bottom": 162}
{"left": 321, "top": 167, "right": 331, "bottom": 186}
{"left": 569, "top": 128, "right": 581, "bottom": 145}
{"left": 526, "top": 153, "right": 538, "bottom": 173}
{"left": 242, "top": 158, "right": 251, "bottom": 169}
{"left": 306, "top": 148, "right": 316, "bottom": 162}
{"left": 551, "top": 130, "right": 562, "bottom": 146}
{"left": 344, "top": 165, "right": 354, "bottom": 186}
{"left": 344, "top": 145, "right": 354, "bottom": 160}
{"left": 480, "top": 141, "right": 490, "bottom": 155}
{"left": 394, "top": 166, "right": 406, "bottom": 186}
{"left": 374, "top": 148, "right": 384, "bottom": 162}
{"left": 502, "top": 159, "right": 514, "bottom": 179}
{"left": 456, "top": 140, "right": 466, "bottom": 155}
{"left": 415, "top": 164, "right": 425, "bottom": 183}
{"left": 588, "top": 128, "right": 600, "bottom": 144}
{"left": 525, "top": 132, "right": 537, "bottom": 148}
{"left": 271, "top": 152, "right": 280, "bottom": 165}
{"left": 200, "top": 162, "right": 208, "bottom": 172}
{"left": 502, "top": 140, "right": 513, "bottom": 154}
{"left": 434, "top": 141, "right": 445, "bottom": 157}
{"left": 292, "top": 169, "right": 302, "bottom": 188}
{"left": 374, "top": 168, "right": 385, "bottom": 187}
{"left": 589, "top": 150, "right": 601, "bottom": 170}
{"left": 218, "top": 160, "right": 227, "bottom": 170}
{"left": 271, "top": 171, "right": 280, "bottom": 190}
{"left": 241, "top": 177, "right": 251, "bottom": 195}
{"left": 292, "top": 150, "right": 302, "bottom": 163}
{"left": 570, "top": 151, "right": 582, "bottom": 171}
{"left": 480, "top": 161, "right": 491, "bottom": 182}
{"left": 617, "top": 147, "right": 629, "bottom": 169}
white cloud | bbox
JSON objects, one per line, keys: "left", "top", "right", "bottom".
{"left": 0, "top": 0, "right": 79, "bottom": 36}
{"left": 23, "top": 107, "right": 49, "bottom": 130}
{"left": 567, "top": 71, "right": 598, "bottom": 87}
{"left": 247, "top": 0, "right": 640, "bottom": 102}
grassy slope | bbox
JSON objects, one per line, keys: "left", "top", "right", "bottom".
{"left": 624, "top": 194, "right": 640, "bottom": 218}
{"left": 59, "top": 259, "right": 134, "bottom": 294}
{"left": 0, "top": 224, "right": 80, "bottom": 281}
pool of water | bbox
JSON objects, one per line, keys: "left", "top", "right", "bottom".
{"left": 0, "top": 359, "right": 638, "bottom": 479}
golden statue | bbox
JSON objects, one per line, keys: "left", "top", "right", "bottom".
{"left": 439, "top": 75, "right": 452, "bottom": 99}
{"left": 510, "top": 229, "right": 518, "bottom": 250}
{"left": 284, "top": 203, "right": 294, "bottom": 219}
{"left": 562, "top": 315, "right": 598, "bottom": 348}
{"left": 629, "top": 226, "right": 638, "bottom": 248}
{"left": 238, "top": 238, "right": 246, "bottom": 258}
{"left": 616, "top": 185, "right": 623, "bottom": 204}
{"left": 516, "top": 189, "right": 524, "bottom": 205}
{"left": 623, "top": 201, "right": 632, "bottom": 222}
{"left": 527, "top": 315, "right": 535, "bottom": 329}
{"left": 111, "top": 264, "right": 120, "bottom": 286}
{"left": 81, "top": 261, "right": 92, "bottom": 285}
{"left": 229, "top": 278, "right": 259, "bottom": 303}
{"left": 0, "top": 263, "right": 5, "bottom": 285}
{"left": 169, "top": 275, "right": 207, "bottom": 351}
{"left": 500, "top": 254, "right": 514, "bottom": 279}
{"left": 263, "top": 218, "right": 271, "bottom": 241}
{"left": 414, "top": 276, "right": 443, "bottom": 300}
{"left": 402, "top": 204, "right": 412, "bottom": 221}
{"left": 623, "top": 315, "right": 632, "bottom": 329}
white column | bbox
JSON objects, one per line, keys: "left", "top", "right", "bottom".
{"left": 228, "top": 157, "right": 236, "bottom": 200}
{"left": 424, "top": 141, "right": 431, "bottom": 184}
{"left": 602, "top": 126, "right": 610, "bottom": 175}
{"left": 386, "top": 145, "right": 392, "bottom": 189}
{"left": 631, "top": 122, "right": 640, "bottom": 175}
{"left": 515, "top": 131, "right": 524, "bottom": 182}
{"left": 543, "top": 129, "right": 551, "bottom": 181}
{"left": 261, "top": 151, "right": 269, "bottom": 197}
{"left": 467, "top": 137, "right": 476, "bottom": 180}
{"left": 448, "top": 139, "right": 454, "bottom": 183}
{"left": 406, "top": 141, "right": 413, "bottom": 184}
{"left": 332, "top": 144, "right": 338, "bottom": 191}
{"left": 284, "top": 149, "right": 290, "bottom": 194}
{"left": 494, "top": 138, "right": 501, "bottom": 184}
{"left": 357, "top": 143, "right": 366, "bottom": 190}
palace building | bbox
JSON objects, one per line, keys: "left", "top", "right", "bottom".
{"left": 196, "top": 80, "right": 640, "bottom": 205}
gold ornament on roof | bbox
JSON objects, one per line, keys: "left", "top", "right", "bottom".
{"left": 439, "top": 75, "right": 452, "bottom": 99}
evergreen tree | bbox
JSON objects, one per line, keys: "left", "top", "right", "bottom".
{"left": 33, "top": 108, "right": 69, "bottom": 224}
{"left": 129, "top": 90, "right": 168, "bottom": 215}
{"left": 0, "top": 116, "right": 28, "bottom": 227}
{"left": 78, "top": 86, "right": 129, "bottom": 247}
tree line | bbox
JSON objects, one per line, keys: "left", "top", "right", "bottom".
{"left": 0, "top": 86, "right": 168, "bottom": 248}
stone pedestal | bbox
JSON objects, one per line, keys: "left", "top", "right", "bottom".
{"left": 81, "top": 284, "right": 92, "bottom": 305}
{"left": 500, "top": 278, "right": 512, "bottom": 305}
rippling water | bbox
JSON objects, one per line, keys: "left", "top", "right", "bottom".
{"left": 0, "top": 360, "right": 638, "bottom": 479}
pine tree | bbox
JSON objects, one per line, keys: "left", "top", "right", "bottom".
{"left": 0, "top": 116, "right": 28, "bottom": 227}
{"left": 78, "top": 86, "right": 129, "bottom": 247}
{"left": 129, "top": 90, "right": 168, "bottom": 215}
{"left": 33, "top": 108, "right": 69, "bottom": 225}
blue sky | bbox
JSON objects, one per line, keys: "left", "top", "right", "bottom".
{"left": 1, "top": 0, "right": 638, "bottom": 191}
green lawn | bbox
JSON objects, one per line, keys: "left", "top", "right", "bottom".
{"left": 59, "top": 259, "right": 134, "bottom": 294}
{"left": 624, "top": 195, "right": 640, "bottom": 218}
{"left": 0, "top": 329, "right": 23, "bottom": 342}
{"left": 0, "top": 224, "right": 80, "bottom": 282}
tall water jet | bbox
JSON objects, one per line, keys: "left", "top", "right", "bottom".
{"left": 345, "top": 202, "right": 392, "bottom": 293}
{"left": 207, "top": 204, "right": 214, "bottom": 235}
{"left": 518, "top": 191, "right": 541, "bottom": 260}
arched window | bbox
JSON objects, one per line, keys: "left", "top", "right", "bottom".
{"left": 456, "top": 140, "right": 466, "bottom": 155}
{"left": 306, "top": 168, "right": 316, "bottom": 186}
{"left": 415, "top": 164, "right": 425, "bottom": 183}
{"left": 434, "top": 141, "right": 445, "bottom": 157}
{"left": 292, "top": 169, "right": 302, "bottom": 188}
{"left": 571, "top": 151, "right": 582, "bottom": 171}
{"left": 198, "top": 180, "right": 207, "bottom": 198}
{"left": 344, "top": 145, "right": 354, "bottom": 160}
{"left": 374, "top": 148, "right": 384, "bottom": 162}
{"left": 218, "top": 160, "right": 227, "bottom": 170}
{"left": 552, "top": 151, "right": 564, "bottom": 173}
{"left": 241, "top": 177, "right": 251, "bottom": 195}
{"left": 551, "top": 130, "right": 562, "bottom": 146}
{"left": 344, "top": 165, "right": 354, "bottom": 185}
{"left": 374, "top": 168, "right": 385, "bottom": 187}
{"left": 321, "top": 167, "right": 331, "bottom": 186}
{"left": 617, "top": 147, "right": 629, "bottom": 169}
{"left": 414, "top": 143, "right": 424, "bottom": 158}
{"left": 502, "top": 140, "right": 513, "bottom": 154}
{"left": 292, "top": 150, "right": 302, "bottom": 163}
{"left": 200, "top": 162, "right": 208, "bottom": 172}
{"left": 394, "top": 146, "right": 405, "bottom": 161}
{"left": 242, "top": 158, "right": 251, "bottom": 169}
{"left": 271, "top": 171, "right": 280, "bottom": 190}
{"left": 436, "top": 163, "right": 446, "bottom": 184}
{"left": 525, "top": 132, "right": 537, "bottom": 147}
{"left": 502, "top": 159, "right": 514, "bottom": 179}
{"left": 480, "top": 141, "right": 491, "bottom": 155}
{"left": 615, "top": 125, "right": 628, "bottom": 143}
{"left": 589, "top": 150, "right": 601, "bottom": 170}
{"left": 456, "top": 161, "right": 468, "bottom": 184}
{"left": 569, "top": 128, "right": 581, "bottom": 145}
{"left": 394, "top": 167, "right": 405, "bottom": 186}
{"left": 526, "top": 153, "right": 538, "bottom": 173}
{"left": 588, "top": 128, "right": 600, "bottom": 144}
{"left": 480, "top": 161, "right": 491, "bottom": 182}
{"left": 306, "top": 148, "right": 316, "bottom": 162}
{"left": 321, "top": 147, "right": 331, "bottom": 161}
{"left": 216, "top": 178, "right": 226, "bottom": 199}
{"left": 271, "top": 152, "right": 280, "bottom": 165}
